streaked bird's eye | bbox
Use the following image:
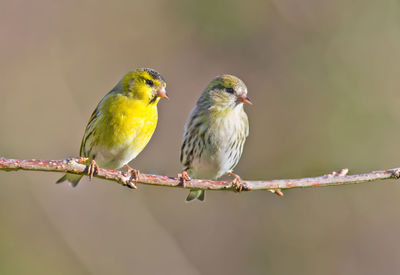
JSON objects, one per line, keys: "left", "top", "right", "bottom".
{"left": 146, "top": 79, "right": 154, "bottom": 86}
{"left": 226, "top": 87, "right": 235, "bottom": 94}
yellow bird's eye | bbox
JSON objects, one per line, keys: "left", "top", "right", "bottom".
{"left": 145, "top": 79, "right": 154, "bottom": 87}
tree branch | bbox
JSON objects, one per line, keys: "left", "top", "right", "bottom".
{"left": 1, "top": 157, "right": 399, "bottom": 195}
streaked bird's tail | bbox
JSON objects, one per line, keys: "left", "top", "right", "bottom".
{"left": 186, "top": 190, "right": 205, "bottom": 202}
{"left": 56, "top": 173, "right": 83, "bottom": 187}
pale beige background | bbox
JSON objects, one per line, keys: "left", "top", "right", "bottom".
{"left": 1, "top": 0, "right": 400, "bottom": 274}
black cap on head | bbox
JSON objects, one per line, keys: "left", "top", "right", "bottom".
{"left": 139, "top": 68, "right": 166, "bottom": 84}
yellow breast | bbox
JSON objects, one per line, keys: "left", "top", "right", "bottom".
{"left": 97, "top": 93, "right": 158, "bottom": 154}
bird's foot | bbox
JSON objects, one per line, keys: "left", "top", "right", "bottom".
{"left": 269, "top": 189, "right": 284, "bottom": 197}
{"left": 326, "top": 168, "right": 349, "bottom": 177}
{"left": 228, "top": 172, "right": 247, "bottom": 192}
{"left": 178, "top": 170, "right": 191, "bottom": 187}
{"left": 88, "top": 160, "right": 99, "bottom": 180}
{"left": 125, "top": 164, "right": 140, "bottom": 189}
{"left": 77, "top": 157, "right": 88, "bottom": 164}
{"left": 392, "top": 169, "right": 400, "bottom": 179}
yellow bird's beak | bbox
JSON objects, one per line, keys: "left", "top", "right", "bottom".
{"left": 156, "top": 86, "right": 168, "bottom": 99}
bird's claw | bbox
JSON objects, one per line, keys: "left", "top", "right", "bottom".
{"left": 326, "top": 168, "right": 349, "bottom": 178}
{"left": 391, "top": 169, "right": 400, "bottom": 179}
{"left": 125, "top": 164, "right": 140, "bottom": 189}
{"left": 178, "top": 170, "right": 191, "bottom": 187}
{"left": 228, "top": 172, "right": 247, "bottom": 192}
{"left": 269, "top": 189, "right": 284, "bottom": 197}
{"left": 88, "top": 160, "right": 99, "bottom": 180}
{"left": 77, "top": 157, "right": 88, "bottom": 164}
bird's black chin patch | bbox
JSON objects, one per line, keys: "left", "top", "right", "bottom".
{"left": 149, "top": 95, "right": 158, "bottom": 104}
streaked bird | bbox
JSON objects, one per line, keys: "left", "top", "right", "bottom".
{"left": 179, "top": 75, "right": 251, "bottom": 201}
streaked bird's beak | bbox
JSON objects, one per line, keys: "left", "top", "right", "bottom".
{"left": 238, "top": 95, "right": 252, "bottom": 105}
{"left": 156, "top": 86, "right": 168, "bottom": 99}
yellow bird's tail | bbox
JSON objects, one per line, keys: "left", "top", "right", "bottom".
{"left": 56, "top": 173, "right": 83, "bottom": 187}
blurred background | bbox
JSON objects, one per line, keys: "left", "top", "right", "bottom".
{"left": 1, "top": 0, "right": 400, "bottom": 274}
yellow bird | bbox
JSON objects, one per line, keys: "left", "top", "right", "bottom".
{"left": 57, "top": 68, "right": 168, "bottom": 186}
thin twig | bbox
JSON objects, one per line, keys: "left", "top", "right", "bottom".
{"left": 0, "top": 157, "right": 399, "bottom": 195}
